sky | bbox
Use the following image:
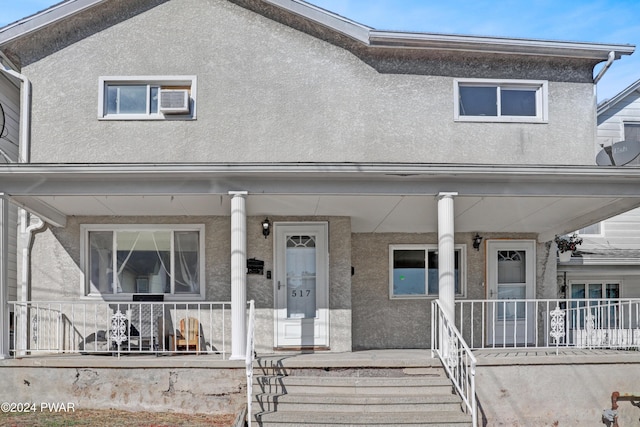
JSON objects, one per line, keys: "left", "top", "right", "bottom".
{"left": 1, "top": 0, "right": 639, "bottom": 102}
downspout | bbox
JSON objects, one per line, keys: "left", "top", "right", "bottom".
{"left": 0, "top": 60, "right": 31, "bottom": 163}
{"left": 17, "top": 214, "right": 46, "bottom": 355}
{"left": 594, "top": 51, "right": 615, "bottom": 84}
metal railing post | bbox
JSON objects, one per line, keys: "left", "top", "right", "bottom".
{"left": 245, "top": 300, "right": 255, "bottom": 427}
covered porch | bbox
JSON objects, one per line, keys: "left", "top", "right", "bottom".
{"left": 2, "top": 162, "right": 640, "bottom": 360}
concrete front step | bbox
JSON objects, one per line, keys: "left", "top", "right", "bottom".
{"left": 251, "top": 366, "right": 472, "bottom": 426}
{"left": 255, "top": 392, "right": 463, "bottom": 413}
{"left": 256, "top": 375, "right": 454, "bottom": 395}
{"left": 255, "top": 410, "right": 473, "bottom": 426}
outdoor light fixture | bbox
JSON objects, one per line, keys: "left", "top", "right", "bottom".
{"left": 262, "top": 218, "right": 271, "bottom": 238}
{"left": 472, "top": 234, "right": 483, "bottom": 251}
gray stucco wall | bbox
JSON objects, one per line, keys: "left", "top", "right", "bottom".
{"left": 30, "top": 215, "right": 351, "bottom": 353}
{"left": 20, "top": 0, "right": 597, "bottom": 165}
{"left": 350, "top": 232, "right": 556, "bottom": 350}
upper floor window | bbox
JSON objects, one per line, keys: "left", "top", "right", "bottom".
{"left": 625, "top": 123, "right": 640, "bottom": 142}
{"left": 98, "top": 76, "right": 197, "bottom": 120}
{"left": 454, "top": 79, "right": 548, "bottom": 123}
{"left": 578, "top": 223, "right": 602, "bottom": 236}
{"left": 389, "top": 244, "right": 466, "bottom": 299}
{"left": 81, "top": 224, "right": 205, "bottom": 300}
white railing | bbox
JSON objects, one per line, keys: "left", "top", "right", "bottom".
{"left": 431, "top": 299, "right": 477, "bottom": 427}
{"left": 245, "top": 300, "right": 256, "bottom": 427}
{"left": 9, "top": 300, "right": 234, "bottom": 358}
{"left": 454, "top": 298, "right": 640, "bottom": 350}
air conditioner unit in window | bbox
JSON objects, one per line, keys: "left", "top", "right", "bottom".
{"left": 159, "top": 89, "right": 190, "bottom": 114}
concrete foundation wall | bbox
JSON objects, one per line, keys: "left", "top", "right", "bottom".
{"left": 477, "top": 362, "right": 640, "bottom": 426}
{"left": 0, "top": 364, "right": 246, "bottom": 415}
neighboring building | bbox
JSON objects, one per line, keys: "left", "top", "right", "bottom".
{"left": 0, "top": 70, "right": 21, "bottom": 348}
{"left": 0, "top": 0, "right": 638, "bottom": 361}
{"left": 557, "top": 79, "right": 640, "bottom": 312}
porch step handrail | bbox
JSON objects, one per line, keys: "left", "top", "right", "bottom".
{"left": 245, "top": 300, "right": 255, "bottom": 427}
{"left": 431, "top": 299, "right": 477, "bottom": 427}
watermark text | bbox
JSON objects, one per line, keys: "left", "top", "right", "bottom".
{"left": 0, "top": 402, "right": 76, "bottom": 413}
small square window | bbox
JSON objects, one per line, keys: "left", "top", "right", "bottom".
{"left": 390, "top": 244, "right": 466, "bottom": 299}
{"left": 106, "top": 84, "right": 158, "bottom": 115}
{"left": 577, "top": 223, "right": 602, "bottom": 236}
{"left": 455, "top": 79, "right": 547, "bottom": 123}
{"left": 98, "top": 76, "right": 196, "bottom": 120}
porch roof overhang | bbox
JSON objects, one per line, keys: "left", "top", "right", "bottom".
{"left": 2, "top": 162, "right": 640, "bottom": 242}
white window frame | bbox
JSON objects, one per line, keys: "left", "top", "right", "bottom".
{"left": 566, "top": 279, "right": 622, "bottom": 329}
{"left": 567, "top": 279, "right": 622, "bottom": 299}
{"left": 80, "top": 224, "right": 206, "bottom": 300}
{"left": 98, "top": 76, "right": 197, "bottom": 120}
{"left": 454, "top": 78, "right": 548, "bottom": 123}
{"left": 389, "top": 244, "right": 467, "bottom": 299}
{"left": 577, "top": 222, "right": 604, "bottom": 237}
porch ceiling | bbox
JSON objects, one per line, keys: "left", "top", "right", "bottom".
{"left": 3, "top": 163, "right": 640, "bottom": 242}
{"left": 9, "top": 193, "right": 626, "bottom": 237}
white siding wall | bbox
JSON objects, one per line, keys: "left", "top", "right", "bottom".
{"left": 597, "top": 93, "right": 640, "bottom": 154}
{"left": 7, "top": 206, "right": 17, "bottom": 302}
{"left": 591, "top": 90, "right": 640, "bottom": 250}
{"left": 0, "top": 74, "right": 20, "bottom": 163}
{"left": 0, "top": 73, "right": 21, "bottom": 307}
{"left": 581, "top": 209, "right": 640, "bottom": 249}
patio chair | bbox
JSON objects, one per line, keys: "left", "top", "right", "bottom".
{"left": 171, "top": 317, "right": 200, "bottom": 353}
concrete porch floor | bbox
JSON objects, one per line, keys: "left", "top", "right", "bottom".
{"left": 1, "top": 347, "right": 637, "bottom": 368}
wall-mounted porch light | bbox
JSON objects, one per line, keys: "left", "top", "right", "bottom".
{"left": 262, "top": 218, "right": 271, "bottom": 238}
{"left": 472, "top": 233, "right": 483, "bottom": 251}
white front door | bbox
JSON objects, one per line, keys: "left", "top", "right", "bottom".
{"left": 487, "top": 240, "right": 536, "bottom": 346}
{"left": 274, "top": 222, "right": 329, "bottom": 348}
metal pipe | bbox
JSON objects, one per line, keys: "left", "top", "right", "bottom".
{"left": 594, "top": 51, "right": 616, "bottom": 84}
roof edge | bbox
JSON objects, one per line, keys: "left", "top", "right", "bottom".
{"left": 1, "top": 0, "right": 635, "bottom": 62}
{"left": 3, "top": 162, "right": 640, "bottom": 177}
{"left": 369, "top": 31, "right": 635, "bottom": 59}
{"left": 597, "top": 78, "right": 640, "bottom": 115}
{"left": 263, "top": 0, "right": 371, "bottom": 43}
{"left": 0, "top": 0, "right": 106, "bottom": 46}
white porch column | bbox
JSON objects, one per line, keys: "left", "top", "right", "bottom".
{"left": 229, "top": 191, "right": 248, "bottom": 360}
{"left": 0, "top": 196, "right": 9, "bottom": 358}
{"left": 437, "top": 192, "right": 458, "bottom": 321}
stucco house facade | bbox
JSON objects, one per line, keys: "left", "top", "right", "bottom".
{"left": 0, "top": 0, "right": 639, "bottom": 365}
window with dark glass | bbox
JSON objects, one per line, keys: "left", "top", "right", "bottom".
{"left": 455, "top": 79, "right": 546, "bottom": 122}
{"left": 390, "top": 245, "right": 464, "bottom": 298}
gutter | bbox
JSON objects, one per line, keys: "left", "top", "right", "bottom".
{"left": 0, "top": 61, "right": 30, "bottom": 163}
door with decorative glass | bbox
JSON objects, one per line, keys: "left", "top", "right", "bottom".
{"left": 487, "top": 240, "right": 536, "bottom": 346}
{"left": 274, "top": 223, "right": 329, "bottom": 348}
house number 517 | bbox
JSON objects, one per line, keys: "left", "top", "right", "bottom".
{"left": 291, "top": 290, "right": 311, "bottom": 297}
